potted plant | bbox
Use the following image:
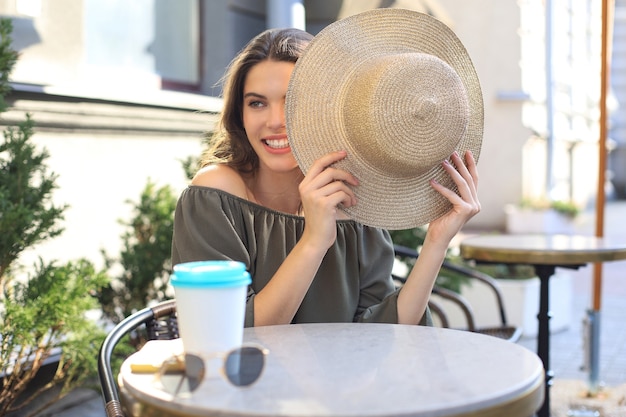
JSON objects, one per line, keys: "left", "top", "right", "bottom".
{"left": 504, "top": 199, "right": 581, "bottom": 234}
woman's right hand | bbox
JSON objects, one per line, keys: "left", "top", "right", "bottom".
{"left": 253, "top": 150, "right": 358, "bottom": 326}
{"left": 298, "top": 150, "right": 359, "bottom": 251}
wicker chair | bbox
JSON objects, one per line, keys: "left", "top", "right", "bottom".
{"left": 98, "top": 299, "right": 178, "bottom": 417}
{"left": 393, "top": 245, "right": 522, "bottom": 342}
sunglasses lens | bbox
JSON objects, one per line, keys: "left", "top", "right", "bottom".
{"left": 184, "top": 353, "right": 205, "bottom": 386}
{"left": 159, "top": 354, "right": 205, "bottom": 396}
{"left": 224, "top": 346, "right": 265, "bottom": 387}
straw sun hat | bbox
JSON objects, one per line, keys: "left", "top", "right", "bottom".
{"left": 285, "top": 8, "right": 483, "bottom": 230}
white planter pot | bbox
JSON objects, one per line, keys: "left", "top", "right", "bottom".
{"left": 504, "top": 204, "right": 576, "bottom": 235}
{"left": 434, "top": 271, "right": 573, "bottom": 338}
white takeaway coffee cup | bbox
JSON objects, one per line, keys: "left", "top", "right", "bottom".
{"left": 170, "top": 261, "right": 251, "bottom": 371}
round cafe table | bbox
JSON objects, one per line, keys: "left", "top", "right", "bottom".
{"left": 119, "top": 323, "right": 544, "bottom": 417}
{"left": 460, "top": 234, "right": 626, "bottom": 417}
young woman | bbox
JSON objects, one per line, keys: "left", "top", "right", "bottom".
{"left": 171, "top": 27, "right": 480, "bottom": 327}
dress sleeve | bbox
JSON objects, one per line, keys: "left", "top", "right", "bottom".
{"left": 171, "top": 187, "right": 258, "bottom": 327}
{"left": 171, "top": 187, "right": 250, "bottom": 266}
{"left": 354, "top": 228, "right": 432, "bottom": 326}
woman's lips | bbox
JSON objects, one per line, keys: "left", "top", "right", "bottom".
{"left": 264, "top": 138, "right": 289, "bottom": 149}
{"left": 262, "top": 135, "right": 291, "bottom": 154}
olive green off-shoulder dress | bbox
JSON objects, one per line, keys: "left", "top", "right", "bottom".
{"left": 172, "top": 186, "right": 431, "bottom": 327}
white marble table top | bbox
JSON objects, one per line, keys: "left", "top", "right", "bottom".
{"left": 120, "top": 323, "right": 544, "bottom": 417}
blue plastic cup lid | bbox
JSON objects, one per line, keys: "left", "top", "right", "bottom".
{"left": 171, "top": 261, "right": 251, "bottom": 288}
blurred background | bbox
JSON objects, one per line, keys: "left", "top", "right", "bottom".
{"left": 1, "top": 1, "right": 625, "bottom": 415}
{"left": 1, "top": 0, "right": 624, "bottom": 266}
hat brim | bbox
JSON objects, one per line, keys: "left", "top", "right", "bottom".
{"left": 286, "top": 8, "right": 484, "bottom": 230}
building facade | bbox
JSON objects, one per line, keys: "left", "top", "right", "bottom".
{"left": 0, "top": 0, "right": 623, "bottom": 267}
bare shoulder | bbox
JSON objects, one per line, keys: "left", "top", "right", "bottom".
{"left": 191, "top": 165, "right": 249, "bottom": 199}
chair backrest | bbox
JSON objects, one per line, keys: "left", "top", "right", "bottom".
{"left": 98, "top": 299, "right": 177, "bottom": 417}
{"left": 393, "top": 244, "right": 522, "bottom": 342}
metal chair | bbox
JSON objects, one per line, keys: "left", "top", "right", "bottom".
{"left": 393, "top": 245, "right": 522, "bottom": 342}
{"left": 98, "top": 299, "right": 178, "bottom": 417}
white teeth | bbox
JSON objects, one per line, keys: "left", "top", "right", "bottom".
{"left": 265, "top": 139, "right": 289, "bottom": 149}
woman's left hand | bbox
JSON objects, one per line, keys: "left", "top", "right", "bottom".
{"left": 426, "top": 150, "right": 480, "bottom": 245}
{"left": 397, "top": 149, "right": 480, "bottom": 325}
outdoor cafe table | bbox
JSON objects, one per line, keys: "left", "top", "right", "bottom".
{"left": 119, "top": 322, "right": 544, "bottom": 417}
{"left": 459, "top": 234, "right": 626, "bottom": 417}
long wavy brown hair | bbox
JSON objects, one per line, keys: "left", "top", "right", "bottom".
{"left": 201, "top": 28, "right": 313, "bottom": 174}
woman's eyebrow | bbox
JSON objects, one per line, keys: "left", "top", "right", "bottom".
{"left": 243, "top": 92, "right": 265, "bottom": 100}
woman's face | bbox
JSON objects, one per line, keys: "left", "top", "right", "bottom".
{"left": 242, "top": 60, "right": 299, "bottom": 174}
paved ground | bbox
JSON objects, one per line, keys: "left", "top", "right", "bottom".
{"left": 30, "top": 388, "right": 105, "bottom": 417}
{"left": 29, "top": 201, "right": 626, "bottom": 416}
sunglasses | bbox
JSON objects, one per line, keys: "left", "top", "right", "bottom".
{"left": 154, "top": 345, "right": 269, "bottom": 396}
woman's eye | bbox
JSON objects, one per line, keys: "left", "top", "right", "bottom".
{"left": 248, "top": 100, "right": 264, "bottom": 108}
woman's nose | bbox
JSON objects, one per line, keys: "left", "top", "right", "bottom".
{"left": 267, "top": 105, "right": 286, "bottom": 129}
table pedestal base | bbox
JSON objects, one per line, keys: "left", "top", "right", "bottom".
{"left": 535, "top": 264, "right": 584, "bottom": 417}
{"left": 535, "top": 264, "right": 555, "bottom": 417}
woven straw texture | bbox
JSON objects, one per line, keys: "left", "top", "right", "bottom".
{"left": 286, "top": 8, "right": 483, "bottom": 230}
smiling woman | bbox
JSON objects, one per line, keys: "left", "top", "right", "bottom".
{"left": 171, "top": 9, "right": 482, "bottom": 330}
{"left": 242, "top": 61, "right": 298, "bottom": 162}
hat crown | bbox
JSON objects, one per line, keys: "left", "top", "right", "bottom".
{"left": 342, "top": 52, "right": 469, "bottom": 177}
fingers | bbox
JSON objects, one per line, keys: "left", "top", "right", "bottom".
{"left": 431, "top": 150, "right": 480, "bottom": 215}
{"left": 441, "top": 151, "right": 478, "bottom": 194}
{"left": 299, "top": 150, "right": 359, "bottom": 209}
{"left": 304, "top": 174, "right": 358, "bottom": 208}
{"left": 302, "top": 150, "right": 358, "bottom": 192}
{"left": 464, "top": 150, "right": 479, "bottom": 188}
{"left": 306, "top": 151, "right": 357, "bottom": 184}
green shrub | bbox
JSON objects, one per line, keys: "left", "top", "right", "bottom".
{"left": 519, "top": 198, "right": 581, "bottom": 218}
{"left": 0, "top": 17, "right": 108, "bottom": 415}
{"left": 97, "top": 180, "right": 177, "bottom": 345}
{"left": 0, "top": 260, "right": 108, "bottom": 413}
